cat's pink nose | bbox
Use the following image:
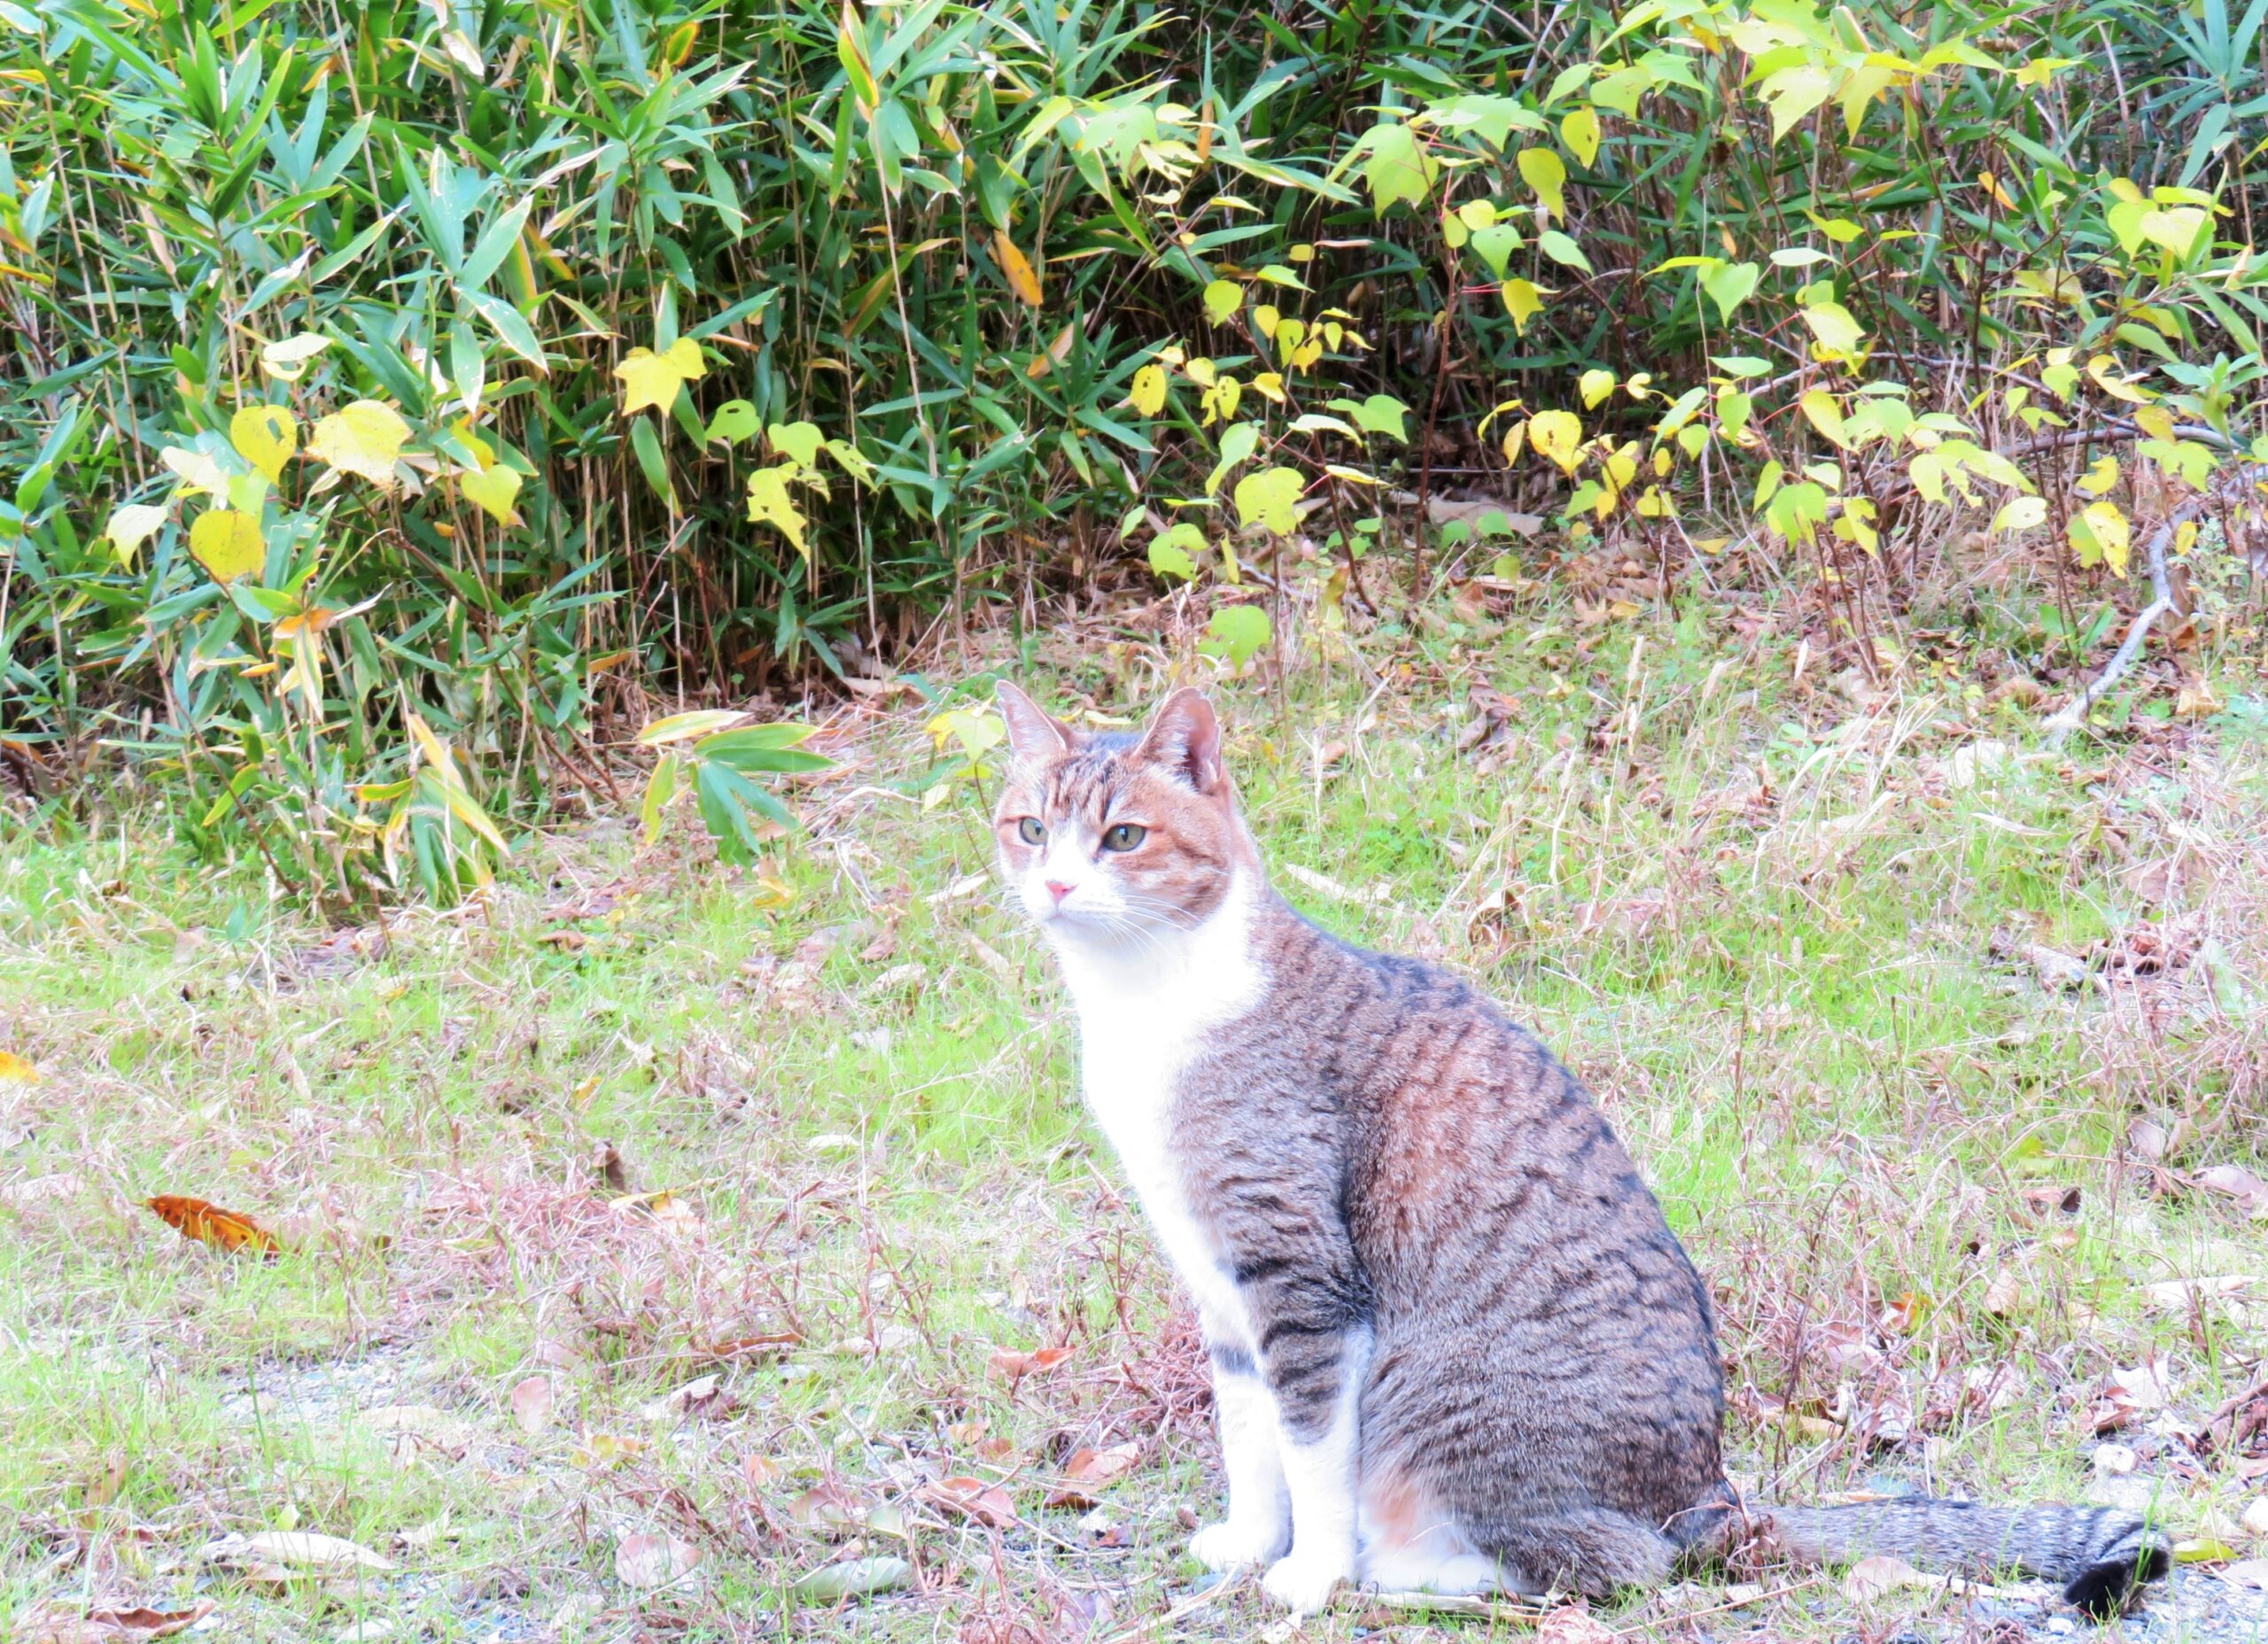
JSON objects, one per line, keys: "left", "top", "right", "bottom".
{"left": 1045, "top": 879, "right": 1075, "bottom": 904}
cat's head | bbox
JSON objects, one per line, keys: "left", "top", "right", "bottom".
{"left": 991, "top": 682, "right": 1255, "bottom": 942}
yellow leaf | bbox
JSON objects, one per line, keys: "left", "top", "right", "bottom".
{"left": 614, "top": 337, "right": 706, "bottom": 417}
{"left": 161, "top": 446, "right": 230, "bottom": 503}
{"left": 1527, "top": 409, "right": 1583, "bottom": 476}
{"left": 2077, "top": 454, "right": 2120, "bottom": 496}
{"left": 1991, "top": 496, "right": 2047, "bottom": 534}
{"left": 188, "top": 509, "right": 265, "bottom": 583}
{"left": 1801, "top": 301, "right": 1865, "bottom": 357}
{"left": 229, "top": 405, "right": 297, "bottom": 485}
{"left": 308, "top": 400, "right": 411, "bottom": 489}
{"left": 1579, "top": 368, "right": 1615, "bottom": 409}
{"left": 1502, "top": 278, "right": 1547, "bottom": 334}
{"left": 1518, "top": 148, "right": 1567, "bottom": 221}
{"left": 993, "top": 230, "right": 1044, "bottom": 306}
{"left": 747, "top": 464, "right": 810, "bottom": 557}
{"left": 1560, "top": 106, "right": 1601, "bottom": 168}
{"left": 103, "top": 503, "right": 169, "bottom": 568}
{"left": 1129, "top": 364, "right": 1168, "bottom": 417}
{"left": 459, "top": 463, "right": 522, "bottom": 526}
{"left": 639, "top": 710, "right": 750, "bottom": 747}
{"left": 2073, "top": 500, "right": 2131, "bottom": 578}
{"left": 0, "top": 1051, "right": 38, "bottom": 1085}
{"left": 1798, "top": 389, "right": 1849, "bottom": 449}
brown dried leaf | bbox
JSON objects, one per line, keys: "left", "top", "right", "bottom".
{"left": 1534, "top": 1605, "right": 1617, "bottom": 1644}
{"left": 244, "top": 1531, "right": 395, "bottom": 1572}
{"left": 615, "top": 1532, "right": 702, "bottom": 1590}
{"left": 509, "top": 1376, "right": 553, "bottom": 1436}
{"left": 986, "top": 1344, "right": 1072, "bottom": 1381}
{"left": 1046, "top": 1441, "right": 1140, "bottom": 1507}
{"left": 922, "top": 1475, "right": 1017, "bottom": 1529}
{"left": 2196, "top": 1164, "right": 2268, "bottom": 1215}
{"left": 18, "top": 1601, "right": 216, "bottom": 1643}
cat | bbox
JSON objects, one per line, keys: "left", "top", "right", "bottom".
{"left": 990, "top": 680, "right": 2170, "bottom": 1618}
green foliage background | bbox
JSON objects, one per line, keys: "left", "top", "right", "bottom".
{"left": 4, "top": 0, "right": 2264, "bottom": 902}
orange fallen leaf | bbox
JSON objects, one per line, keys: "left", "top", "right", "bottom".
{"left": 145, "top": 1194, "right": 282, "bottom": 1255}
{"left": 510, "top": 1375, "right": 553, "bottom": 1435}
{"left": 0, "top": 1051, "right": 41, "bottom": 1085}
{"left": 987, "top": 1344, "right": 1072, "bottom": 1382}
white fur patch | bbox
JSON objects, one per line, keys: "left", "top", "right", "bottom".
{"left": 1043, "top": 871, "right": 1265, "bottom": 1347}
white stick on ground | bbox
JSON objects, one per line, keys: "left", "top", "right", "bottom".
{"left": 2042, "top": 498, "right": 2203, "bottom": 744}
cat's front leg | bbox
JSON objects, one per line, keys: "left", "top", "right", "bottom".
{"left": 1188, "top": 1337, "right": 1289, "bottom": 1571}
{"left": 1254, "top": 1301, "right": 1371, "bottom": 1614}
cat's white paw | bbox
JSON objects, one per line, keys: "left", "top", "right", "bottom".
{"left": 1262, "top": 1547, "right": 1351, "bottom": 1615}
{"left": 1190, "top": 1516, "right": 1285, "bottom": 1572}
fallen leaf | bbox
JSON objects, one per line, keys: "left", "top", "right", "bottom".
{"left": 922, "top": 1475, "right": 1018, "bottom": 1529}
{"left": 144, "top": 1194, "right": 282, "bottom": 1255}
{"left": 641, "top": 1373, "right": 726, "bottom": 1423}
{"left": 17, "top": 1602, "right": 217, "bottom": 1643}
{"left": 2196, "top": 1165, "right": 2268, "bottom": 1215}
{"left": 1843, "top": 1554, "right": 1926, "bottom": 1601}
{"left": 2093, "top": 1443, "right": 2138, "bottom": 1476}
{"left": 742, "top": 1454, "right": 787, "bottom": 1488}
{"left": 2224, "top": 1558, "right": 2268, "bottom": 1589}
{"left": 987, "top": 1344, "right": 1072, "bottom": 1381}
{"left": 790, "top": 1555, "right": 910, "bottom": 1601}
{"left": 787, "top": 1480, "right": 875, "bottom": 1533}
{"left": 570, "top": 1432, "right": 647, "bottom": 1470}
{"left": 245, "top": 1531, "right": 394, "bottom": 1572}
{"left": 509, "top": 1376, "right": 553, "bottom": 1436}
{"left": 1534, "top": 1606, "right": 1617, "bottom": 1644}
{"left": 2242, "top": 1497, "right": 2268, "bottom": 1538}
{"left": 0, "top": 1051, "right": 41, "bottom": 1084}
{"left": 1983, "top": 1267, "right": 2023, "bottom": 1317}
{"left": 615, "top": 1532, "right": 702, "bottom": 1590}
{"left": 1046, "top": 1441, "right": 1140, "bottom": 1508}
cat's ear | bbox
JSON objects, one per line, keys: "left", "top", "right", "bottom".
{"left": 1135, "top": 687, "right": 1225, "bottom": 794}
{"left": 994, "top": 680, "right": 1075, "bottom": 763}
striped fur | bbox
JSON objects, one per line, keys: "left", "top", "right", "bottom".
{"left": 993, "top": 682, "right": 2171, "bottom": 1619}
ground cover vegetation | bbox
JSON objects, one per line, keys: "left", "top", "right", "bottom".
{"left": 5, "top": 0, "right": 2268, "bottom": 1637}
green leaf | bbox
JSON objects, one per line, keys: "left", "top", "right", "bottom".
{"left": 767, "top": 422, "right": 826, "bottom": 468}
{"left": 1700, "top": 261, "right": 1760, "bottom": 323}
{"left": 1148, "top": 522, "right": 1207, "bottom": 580}
{"left": 1232, "top": 466, "right": 1303, "bottom": 534}
{"left": 1198, "top": 604, "right": 1270, "bottom": 670}
{"left": 1202, "top": 280, "right": 1244, "bottom": 324}
{"left": 1537, "top": 230, "right": 1591, "bottom": 272}
{"left": 1518, "top": 148, "right": 1567, "bottom": 221}
{"left": 705, "top": 400, "right": 759, "bottom": 445}
{"left": 630, "top": 416, "right": 673, "bottom": 506}
{"left": 1356, "top": 122, "right": 1438, "bottom": 214}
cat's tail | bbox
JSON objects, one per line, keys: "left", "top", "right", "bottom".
{"left": 1753, "top": 1496, "right": 2171, "bottom": 1617}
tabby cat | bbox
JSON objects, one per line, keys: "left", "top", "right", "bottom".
{"left": 991, "top": 681, "right": 2168, "bottom": 1618}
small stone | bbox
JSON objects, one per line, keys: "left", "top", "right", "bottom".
{"left": 2094, "top": 1443, "right": 2139, "bottom": 1477}
{"left": 2243, "top": 1496, "right": 2268, "bottom": 1538}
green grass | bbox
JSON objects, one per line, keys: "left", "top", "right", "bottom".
{"left": 3, "top": 608, "right": 2266, "bottom": 1641}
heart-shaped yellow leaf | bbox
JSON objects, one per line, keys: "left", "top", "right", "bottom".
{"left": 615, "top": 337, "right": 706, "bottom": 416}
{"left": 459, "top": 463, "right": 522, "bottom": 526}
{"left": 1526, "top": 409, "right": 1583, "bottom": 475}
{"left": 309, "top": 400, "right": 411, "bottom": 489}
{"left": 230, "top": 405, "right": 298, "bottom": 484}
{"left": 189, "top": 509, "right": 266, "bottom": 583}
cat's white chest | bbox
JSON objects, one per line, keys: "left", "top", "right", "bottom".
{"left": 1049, "top": 881, "right": 1266, "bottom": 1348}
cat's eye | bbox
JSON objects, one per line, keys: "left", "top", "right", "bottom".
{"left": 1016, "top": 817, "right": 1046, "bottom": 846}
{"left": 1100, "top": 823, "right": 1147, "bottom": 852}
